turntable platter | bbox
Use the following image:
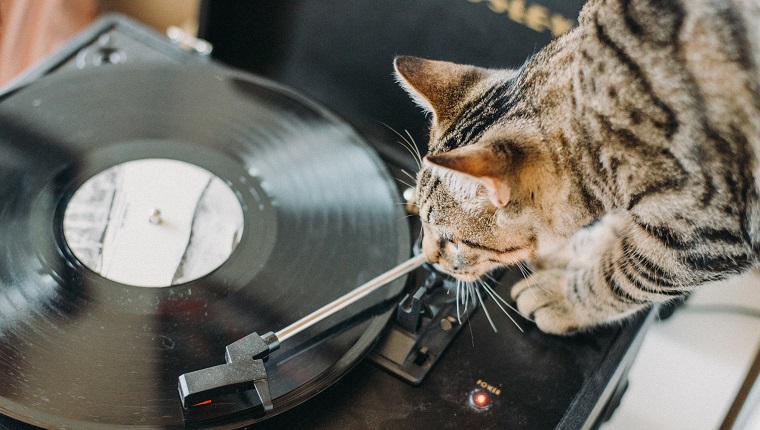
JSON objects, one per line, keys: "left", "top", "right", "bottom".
{"left": 0, "top": 65, "right": 410, "bottom": 429}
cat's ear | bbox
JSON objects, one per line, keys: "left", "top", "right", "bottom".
{"left": 394, "top": 56, "right": 486, "bottom": 123}
{"left": 424, "top": 143, "right": 512, "bottom": 208}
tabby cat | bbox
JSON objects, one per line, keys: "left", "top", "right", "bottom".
{"left": 395, "top": 0, "right": 760, "bottom": 334}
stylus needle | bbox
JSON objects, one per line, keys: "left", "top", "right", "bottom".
{"left": 178, "top": 253, "right": 427, "bottom": 411}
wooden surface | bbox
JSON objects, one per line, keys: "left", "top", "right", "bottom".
{"left": 0, "top": 0, "right": 97, "bottom": 87}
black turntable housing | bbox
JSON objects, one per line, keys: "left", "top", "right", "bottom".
{"left": 0, "top": 3, "right": 653, "bottom": 429}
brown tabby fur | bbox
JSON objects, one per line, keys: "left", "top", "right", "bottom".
{"left": 395, "top": 0, "right": 760, "bottom": 334}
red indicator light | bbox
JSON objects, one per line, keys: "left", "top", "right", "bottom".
{"left": 469, "top": 390, "right": 492, "bottom": 410}
{"left": 192, "top": 399, "right": 212, "bottom": 407}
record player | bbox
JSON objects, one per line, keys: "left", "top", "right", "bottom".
{"left": 0, "top": 6, "right": 653, "bottom": 430}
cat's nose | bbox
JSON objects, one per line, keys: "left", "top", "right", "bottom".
{"left": 450, "top": 254, "right": 464, "bottom": 272}
{"left": 421, "top": 234, "right": 439, "bottom": 264}
{"left": 422, "top": 245, "right": 439, "bottom": 264}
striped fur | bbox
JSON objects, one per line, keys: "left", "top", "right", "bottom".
{"left": 395, "top": 0, "right": 760, "bottom": 334}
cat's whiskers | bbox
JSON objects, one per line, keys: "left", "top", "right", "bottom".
{"left": 395, "top": 213, "right": 418, "bottom": 224}
{"left": 515, "top": 261, "right": 539, "bottom": 299}
{"left": 395, "top": 177, "right": 415, "bottom": 189}
{"left": 477, "top": 279, "right": 529, "bottom": 330}
{"left": 463, "top": 280, "right": 471, "bottom": 311}
{"left": 483, "top": 272, "right": 501, "bottom": 284}
{"left": 400, "top": 168, "right": 418, "bottom": 184}
{"left": 453, "top": 280, "right": 475, "bottom": 346}
{"left": 474, "top": 286, "right": 497, "bottom": 332}
{"left": 477, "top": 278, "right": 512, "bottom": 312}
{"left": 455, "top": 279, "right": 477, "bottom": 325}
{"left": 404, "top": 129, "right": 424, "bottom": 166}
{"left": 381, "top": 123, "right": 423, "bottom": 169}
{"left": 455, "top": 279, "right": 463, "bottom": 324}
{"left": 517, "top": 261, "right": 552, "bottom": 297}
{"left": 452, "top": 278, "right": 528, "bottom": 333}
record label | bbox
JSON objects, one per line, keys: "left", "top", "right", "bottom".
{"left": 62, "top": 158, "right": 244, "bottom": 287}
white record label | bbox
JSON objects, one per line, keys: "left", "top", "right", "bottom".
{"left": 62, "top": 159, "right": 244, "bottom": 287}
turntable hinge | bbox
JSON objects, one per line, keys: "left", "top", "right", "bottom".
{"left": 177, "top": 331, "right": 280, "bottom": 411}
{"left": 166, "top": 26, "right": 213, "bottom": 56}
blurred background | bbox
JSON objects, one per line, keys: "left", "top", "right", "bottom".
{"left": 0, "top": 0, "right": 580, "bottom": 157}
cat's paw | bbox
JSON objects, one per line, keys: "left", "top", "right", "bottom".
{"left": 510, "top": 269, "right": 586, "bottom": 335}
{"left": 511, "top": 215, "right": 633, "bottom": 335}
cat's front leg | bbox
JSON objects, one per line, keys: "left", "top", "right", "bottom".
{"left": 510, "top": 214, "right": 651, "bottom": 335}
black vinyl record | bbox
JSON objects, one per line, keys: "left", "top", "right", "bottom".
{"left": 0, "top": 64, "right": 410, "bottom": 429}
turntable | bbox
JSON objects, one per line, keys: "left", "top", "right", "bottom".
{"left": 0, "top": 11, "right": 652, "bottom": 430}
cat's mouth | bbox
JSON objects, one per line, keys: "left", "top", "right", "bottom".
{"left": 434, "top": 266, "right": 482, "bottom": 282}
{"left": 432, "top": 260, "right": 500, "bottom": 282}
{"left": 433, "top": 246, "right": 536, "bottom": 282}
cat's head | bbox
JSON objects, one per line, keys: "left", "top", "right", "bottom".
{"left": 395, "top": 56, "right": 591, "bottom": 281}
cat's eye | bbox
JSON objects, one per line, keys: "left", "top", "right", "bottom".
{"left": 438, "top": 237, "right": 458, "bottom": 250}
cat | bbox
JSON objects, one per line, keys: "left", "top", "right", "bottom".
{"left": 394, "top": 0, "right": 760, "bottom": 335}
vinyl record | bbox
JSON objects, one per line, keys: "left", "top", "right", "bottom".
{"left": 0, "top": 64, "right": 410, "bottom": 429}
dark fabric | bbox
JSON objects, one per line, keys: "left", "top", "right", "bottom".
{"left": 200, "top": 0, "right": 585, "bottom": 153}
